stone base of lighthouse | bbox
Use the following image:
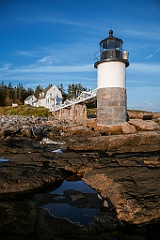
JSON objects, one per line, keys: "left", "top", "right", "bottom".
{"left": 97, "top": 87, "right": 127, "bottom": 126}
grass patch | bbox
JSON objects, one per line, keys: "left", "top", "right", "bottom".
{"left": 87, "top": 108, "right": 97, "bottom": 115}
{"left": 0, "top": 105, "right": 51, "bottom": 117}
{"left": 128, "top": 109, "right": 151, "bottom": 113}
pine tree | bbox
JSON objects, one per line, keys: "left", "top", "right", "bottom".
{"left": 58, "top": 83, "right": 67, "bottom": 102}
{"left": 5, "top": 88, "right": 12, "bottom": 106}
{"left": 0, "top": 82, "right": 87, "bottom": 106}
{"left": 34, "top": 85, "right": 43, "bottom": 99}
{"left": 0, "top": 81, "right": 6, "bottom": 106}
{"left": 67, "top": 83, "right": 86, "bottom": 100}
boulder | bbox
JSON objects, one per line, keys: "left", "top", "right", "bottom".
{"left": 63, "top": 125, "right": 96, "bottom": 137}
{"left": 143, "top": 114, "right": 153, "bottom": 120}
{"left": 94, "top": 125, "right": 123, "bottom": 135}
{"left": 33, "top": 126, "right": 48, "bottom": 137}
{"left": 129, "top": 119, "right": 160, "bottom": 131}
{"left": 81, "top": 118, "right": 97, "bottom": 129}
{"left": 0, "top": 129, "right": 4, "bottom": 137}
{"left": 84, "top": 166, "right": 160, "bottom": 224}
{"left": 81, "top": 119, "right": 122, "bottom": 135}
{"left": 21, "top": 126, "right": 33, "bottom": 138}
{"left": 128, "top": 110, "right": 160, "bottom": 120}
{"left": 0, "top": 201, "right": 37, "bottom": 237}
{"left": 65, "top": 131, "right": 160, "bottom": 153}
{"left": 4, "top": 128, "right": 20, "bottom": 138}
{"left": 122, "top": 122, "right": 137, "bottom": 134}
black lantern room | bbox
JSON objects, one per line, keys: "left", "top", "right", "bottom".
{"left": 94, "top": 30, "right": 129, "bottom": 68}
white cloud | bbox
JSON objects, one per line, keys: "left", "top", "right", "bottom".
{"left": 144, "top": 48, "right": 160, "bottom": 60}
{"left": 1, "top": 63, "right": 94, "bottom": 75}
{"left": 127, "top": 86, "right": 160, "bottom": 112}
{"left": 128, "top": 101, "right": 160, "bottom": 112}
{"left": 14, "top": 41, "right": 95, "bottom": 68}
{"left": 37, "top": 56, "right": 55, "bottom": 64}
{"left": 15, "top": 15, "right": 84, "bottom": 27}
{"left": 0, "top": 63, "right": 11, "bottom": 71}
{"left": 145, "top": 54, "right": 153, "bottom": 59}
{"left": 37, "top": 16, "right": 83, "bottom": 27}
{"left": 128, "top": 62, "right": 160, "bottom": 74}
{"left": 124, "top": 23, "right": 160, "bottom": 40}
{"left": 15, "top": 50, "right": 39, "bottom": 58}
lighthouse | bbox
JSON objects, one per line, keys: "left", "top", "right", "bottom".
{"left": 94, "top": 30, "right": 129, "bottom": 126}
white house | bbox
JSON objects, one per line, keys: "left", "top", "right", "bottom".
{"left": 33, "top": 84, "right": 62, "bottom": 111}
{"left": 24, "top": 95, "right": 37, "bottom": 106}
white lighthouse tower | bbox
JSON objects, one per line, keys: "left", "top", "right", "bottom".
{"left": 94, "top": 30, "right": 129, "bottom": 126}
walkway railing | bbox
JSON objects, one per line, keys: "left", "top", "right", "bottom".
{"left": 52, "top": 87, "right": 97, "bottom": 112}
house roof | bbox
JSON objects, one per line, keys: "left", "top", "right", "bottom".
{"left": 43, "top": 84, "right": 53, "bottom": 94}
{"left": 24, "top": 95, "right": 36, "bottom": 101}
{"left": 38, "top": 84, "right": 61, "bottom": 99}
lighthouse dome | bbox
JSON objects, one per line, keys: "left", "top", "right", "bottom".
{"left": 100, "top": 30, "right": 123, "bottom": 60}
{"left": 94, "top": 30, "right": 129, "bottom": 68}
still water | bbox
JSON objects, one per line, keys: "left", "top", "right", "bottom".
{"left": 0, "top": 158, "right": 10, "bottom": 167}
{"left": 0, "top": 158, "right": 9, "bottom": 162}
{"left": 43, "top": 180, "right": 100, "bottom": 225}
{"left": 50, "top": 180, "right": 95, "bottom": 194}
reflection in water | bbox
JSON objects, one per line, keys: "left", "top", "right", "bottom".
{"left": 44, "top": 202, "right": 99, "bottom": 225}
{"left": 50, "top": 180, "right": 96, "bottom": 194}
{"left": 0, "top": 158, "right": 9, "bottom": 162}
{"left": 51, "top": 148, "right": 63, "bottom": 153}
{"left": 44, "top": 180, "right": 100, "bottom": 225}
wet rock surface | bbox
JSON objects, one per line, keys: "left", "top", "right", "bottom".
{"left": 0, "top": 115, "right": 160, "bottom": 239}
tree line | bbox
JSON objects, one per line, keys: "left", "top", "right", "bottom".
{"left": 0, "top": 81, "right": 87, "bottom": 107}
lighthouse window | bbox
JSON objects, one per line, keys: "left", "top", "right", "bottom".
{"left": 100, "top": 39, "right": 122, "bottom": 51}
{"left": 107, "top": 40, "right": 115, "bottom": 50}
{"left": 101, "top": 42, "right": 107, "bottom": 50}
{"left": 115, "top": 41, "right": 122, "bottom": 50}
{"left": 101, "top": 40, "right": 115, "bottom": 50}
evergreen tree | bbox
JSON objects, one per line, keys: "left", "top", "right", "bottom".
{"left": 67, "top": 83, "right": 86, "bottom": 100}
{"left": 67, "top": 84, "right": 72, "bottom": 99}
{"left": 58, "top": 83, "right": 67, "bottom": 102}
{"left": 34, "top": 85, "right": 43, "bottom": 99}
{"left": 5, "top": 88, "right": 12, "bottom": 106}
{"left": 75, "top": 83, "right": 86, "bottom": 97}
{"left": 27, "top": 88, "right": 34, "bottom": 96}
{"left": 0, "top": 81, "right": 88, "bottom": 106}
{"left": 0, "top": 81, "right": 6, "bottom": 106}
{"left": 13, "top": 86, "right": 18, "bottom": 103}
{"left": 16, "top": 83, "right": 24, "bottom": 104}
{"left": 71, "top": 83, "right": 76, "bottom": 99}
{"left": 8, "top": 82, "right": 14, "bottom": 98}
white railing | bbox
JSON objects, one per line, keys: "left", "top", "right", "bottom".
{"left": 52, "top": 87, "right": 97, "bottom": 112}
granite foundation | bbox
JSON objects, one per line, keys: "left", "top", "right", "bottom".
{"left": 97, "top": 87, "right": 127, "bottom": 126}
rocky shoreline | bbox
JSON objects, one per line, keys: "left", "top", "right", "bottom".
{"left": 0, "top": 113, "right": 160, "bottom": 239}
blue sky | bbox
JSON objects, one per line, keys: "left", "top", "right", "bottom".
{"left": 0, "top": 0, "right": 160, "bottom": 111}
